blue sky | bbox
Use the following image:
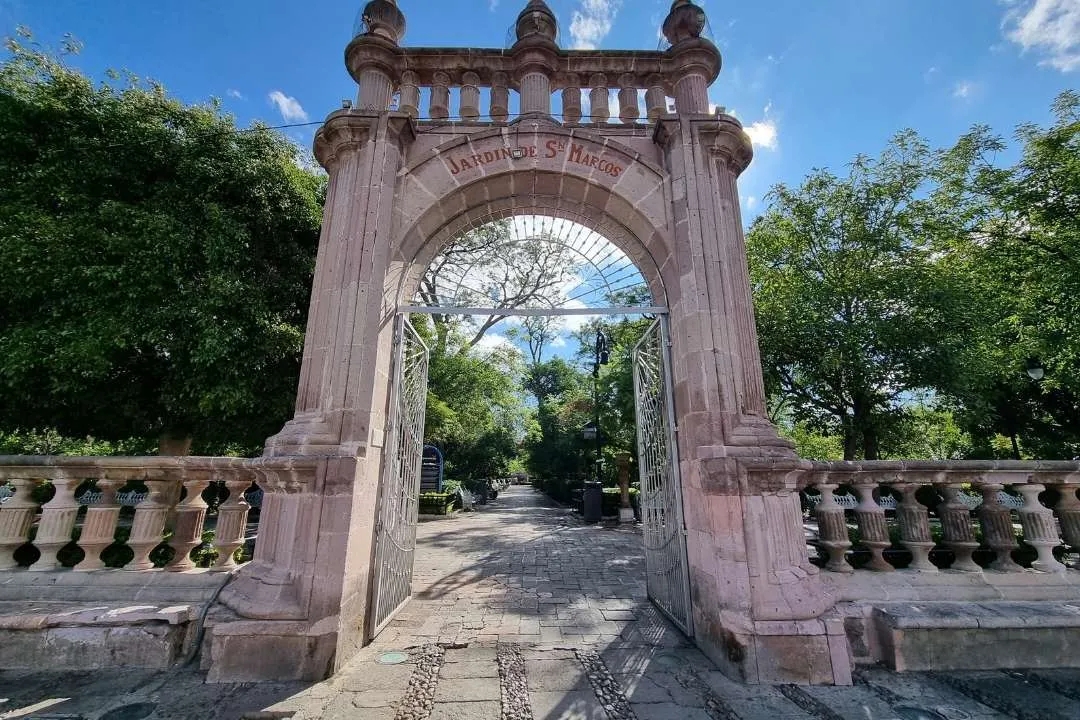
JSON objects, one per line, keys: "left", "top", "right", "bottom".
{"left": 4, "top": 0, "right": 1076, "bottom": 218}
{"left": 3, "top": 0, "right": 1077, "bottom": 359}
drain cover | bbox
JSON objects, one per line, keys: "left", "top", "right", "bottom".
{"left": 100, "top": 702, "right": 157, "bottom": 720}
{"left": 376, "top": 651, "right": 410, "bottom": 665}
{"left": 893, "top": 707, "right": 948, "bottom": 720}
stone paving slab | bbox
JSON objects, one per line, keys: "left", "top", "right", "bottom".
{"left": 2, "top": 490, "right": 1080, "bottom": 719}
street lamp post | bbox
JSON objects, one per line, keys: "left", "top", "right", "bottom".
{"left": 593, "top": 328, "right": 609, "bottom": 485}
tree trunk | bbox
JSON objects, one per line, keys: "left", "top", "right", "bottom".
{"left": 841, "top": 415, "right": 858, "bottom": 461}
{"left": 158, "top": 433, "right": 193, "bottom": 456}
{"left": 863, "top": 425, "right": 880, "bottom": 460}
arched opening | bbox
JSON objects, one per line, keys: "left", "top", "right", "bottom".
{"left": 368, "top": 205, "right": 693, "bottom": 646}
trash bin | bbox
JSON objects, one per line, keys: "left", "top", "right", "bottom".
{"left": 583, "top": 481, "right": 603, "bottom": 523}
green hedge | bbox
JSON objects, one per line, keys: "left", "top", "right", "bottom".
{"left": 601, "top": 486, "right": 640, "bottom": 517}
{"left": 419, "top": 492, "right": 455, "bottom": 516}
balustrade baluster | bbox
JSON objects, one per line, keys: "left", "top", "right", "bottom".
{"left": 645, "top": 75, "right": 666, "bottom": 120}
{"left": 460, "top": 72, "right": 481, "bottom": 121}
{"left": 618, "top": 74, "right": 639, "bottom": 123}
{"left": 429, "top": 71, "right": 450, "bottom": 119}
{"left": 166, "top": 471, "right": 210, "bottom": 571}
{"left": 1054, "top": 485, "right": 1080, "bottom": 568}
{"left": 562, "top": 74, "right": 581, "bottom": 124}
{"left": 814, "top": 483, "right": 852, "bottom": 573}
{"left": 977, "top": 482, "right": 1022, "bottom": 572}
{"left": 589, "top": 74, "right": 609, "bottom": 123}
{"left": 127, "top": 478, "right": 171, "bottom": 570}
{"left": 937, "top": 483, "right": 981, "bottom": 572}
{"left": 76, "top": 478, "right": 122, "bottom": 571}
{"left": 0, "top": 477, "right": 36, "bottom": 569}
{"left": 213, "top": 476, "right": 253, "bottom": 570}
{"left": 893, "top": 482, "right": 937, "bottom": 572}
{"left": 398, "top": 70, "right": 420, "bottom": 117}
{"left": 490, "top": 73, "right": 509, "bottom": 122}
{"left": 852, "top": 481, "right": 892, "bottom": 571}
{"left": 1016, "top": 484, "right": 1066, "bottom": 573}
{"left": 31, "top": 474, "right": 81, "bottom": 571}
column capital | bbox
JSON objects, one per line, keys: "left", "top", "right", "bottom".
{"left": 344, "top": 34, "right": 403, "bottom": 86}
{"left": 699, "top": 115, "right": 754, "bottom": 174}
{"left": 314, "top": 112, "right": 376, "bottom": 170}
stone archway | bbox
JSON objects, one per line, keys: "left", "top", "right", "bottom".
{"left": 210, "top": 0, "right": 849, "bottom": 687}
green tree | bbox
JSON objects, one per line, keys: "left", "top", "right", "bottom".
{"left": 0, "top": 32, "right": 324, "bottom": 454}
{"left": 417, "top": 316, "right": 526, "bottom": 482}
{"left": 748, "top": 132, "right": 975, "bottom": 459}
{"left": 936, "top": 92, "right": 1080, "bottom": 458}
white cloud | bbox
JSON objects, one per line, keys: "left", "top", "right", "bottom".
{"left": 953, "top": 81, "right": 975, "bottom": 99}
{"left": 226, "top": 89, "right": 245, "bottom": 100}
{"left": 744, "top": 195, "right": 758, "bottom": 209}
{"left": 745, "top": 119, "right": 778, "bottom": 150}
{"left": 268, "top": 90, "right": 309, "bottom": 122}
{"left": 570, "top": 0, "right": 622, "bottom": 50}
{"left": 1002, "top": 0, "right": 1080, "bottom": 72}
{"left": 474, "top": 332, "right": 516, "bottom": 353}
{"left": 489, "top": 0, "right": 499, "bottom": 10}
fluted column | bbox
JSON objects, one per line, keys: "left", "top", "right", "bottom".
{"left": 31, "top": 475, "right": 80, "bottom": 571}
{"left": 1054, "top": 485, "right": 1080, "bottom": 566}
{"left": 618, "top": 74, "right": 639, "bottom": 123}
{"left": 519, "top": 69, "right": 551, "bottom": 115}
{"left": 852, "top": 481, "right": 891, "bottom": 571}
{"left": 490, "top": 72, "right": 510, "bottom": 122}
{"left": 0, "top": 477, "right": 36, "bottom": 569}
{"left": 356, "top": 67, "right": 394, "bottom": 112}
{"left": 1017, "top": 484, "right": 1066, "bottom": 573}
{"left": 76, "top": 478, "right": 122, "bottom": 571}
{"left": 398, "top": 70, "right": 420, "bottom": 117}
{"left": 429, "top": 71, "right": 450, "bottom": 119}
{"left": 561, "top": 74, "right": 582, "bottom": 124}
{"left": 645, "top": 74, "right": 667, "bottom": 120}
{"left": 893, "top": 482, "right": 937, "bottom": 572}
{"left": 460, "top": 71, "right": 481, "bottom": 120}
{"left": 938, "top": 483, "right": 981, "bottom": 572}
{"left": 589, "top": 74, "right": 608, "bottom": 123}
{"left": 166, "top": 471, "right": 210, "bottom": 571}
{"left": 814, "top": 484, "right": 852, "bottom": 573}
{"left": 978, "top": 483, "right": 1022, "bottom": 572}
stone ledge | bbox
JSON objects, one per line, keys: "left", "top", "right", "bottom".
{"left": 0, "top": 568, "right": 230, "bottom": 604}
{"left": 870, "top": 602, "right": 1080, "bottom": 672}
{"left": 0, "top": 601, "right": 197, "bottom": 630}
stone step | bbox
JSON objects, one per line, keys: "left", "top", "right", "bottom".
{"left": 872, "top": 602, "right": 1080, "bottom": 673}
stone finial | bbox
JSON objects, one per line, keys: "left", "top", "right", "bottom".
{"left": 358, "top": 0, "right": 406, "bottom": 43}
{"left": 515, "top": 0, "right": 558, "bottom": 43}
{"left": 662, "top": 0, "right": 706, "bottom": 46}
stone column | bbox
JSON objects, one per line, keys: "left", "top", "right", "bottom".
{"left": 618, "top": 74, "right": 639, "bottom": 124}
{"left": 589, "top": 74, "right": 609, "bottom": 123}
{"left": 561, "top": 74, "right": 582, "bottom": 124}
{"left": 656, "top": 113, "right": 841, "bottom": 685}
{"left": 398, "top": 70, "right": 420, "bottom": 117}
{"left": 266, "top": 112, "right": 414, "bottom": 460}
{"left": 429, "top": 71, "right": 451, "bottom": 119}
{"left": 490, "top": 73, "right": 510, "bottom": 122}
{"left": 616, "top": 453, "right": 634, "bottom": 523}
{"left": 460, "top": 71, "right": 481, "bottom": 121}
{"left": 645, "top": 74, "right": 667, "bottom": 120}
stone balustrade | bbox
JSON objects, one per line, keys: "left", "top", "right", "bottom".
{"left": 346, "top": 45, "right": 699, "bottom": 122}
{"left": 798, "top": 460, "right": 1080, "bottom": 575}
{"left": 0, "top": 455, "right": 312, "bottom": 573}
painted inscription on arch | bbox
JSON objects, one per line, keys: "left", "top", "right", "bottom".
{"left": 445, "top": 137, "right": 625, "bottom": 178}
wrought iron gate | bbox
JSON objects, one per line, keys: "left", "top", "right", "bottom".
{"left": 370, "top": 315, "right": 430, "bottom": 637}
{"left": 632, "top": 316, "right": 694, "bottom": 636}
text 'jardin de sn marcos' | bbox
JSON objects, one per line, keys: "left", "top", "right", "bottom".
{"left": 445, "top": 139, "right": 625, "bottom": 178}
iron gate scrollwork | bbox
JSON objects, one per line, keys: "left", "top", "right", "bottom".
{"left": 370, "top": 315, "right": 430, "bottom": 637}
{"left": 632, "top": 316, "right": 694, "bottom": 636}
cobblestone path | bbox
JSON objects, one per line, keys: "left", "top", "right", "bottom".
{"left": 2, "top": 486, "right": 1080, "bottom": 719}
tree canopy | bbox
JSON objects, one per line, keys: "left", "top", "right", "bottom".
{"left": 750, "top": 92, "right": 1080, "bottom": 461}
{"left": 0, "top": 31, "right": 324, "bottom": 453}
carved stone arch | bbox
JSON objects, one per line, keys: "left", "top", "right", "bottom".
{"left": 389, "top": 171, "right": 671, "bottom": 310}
